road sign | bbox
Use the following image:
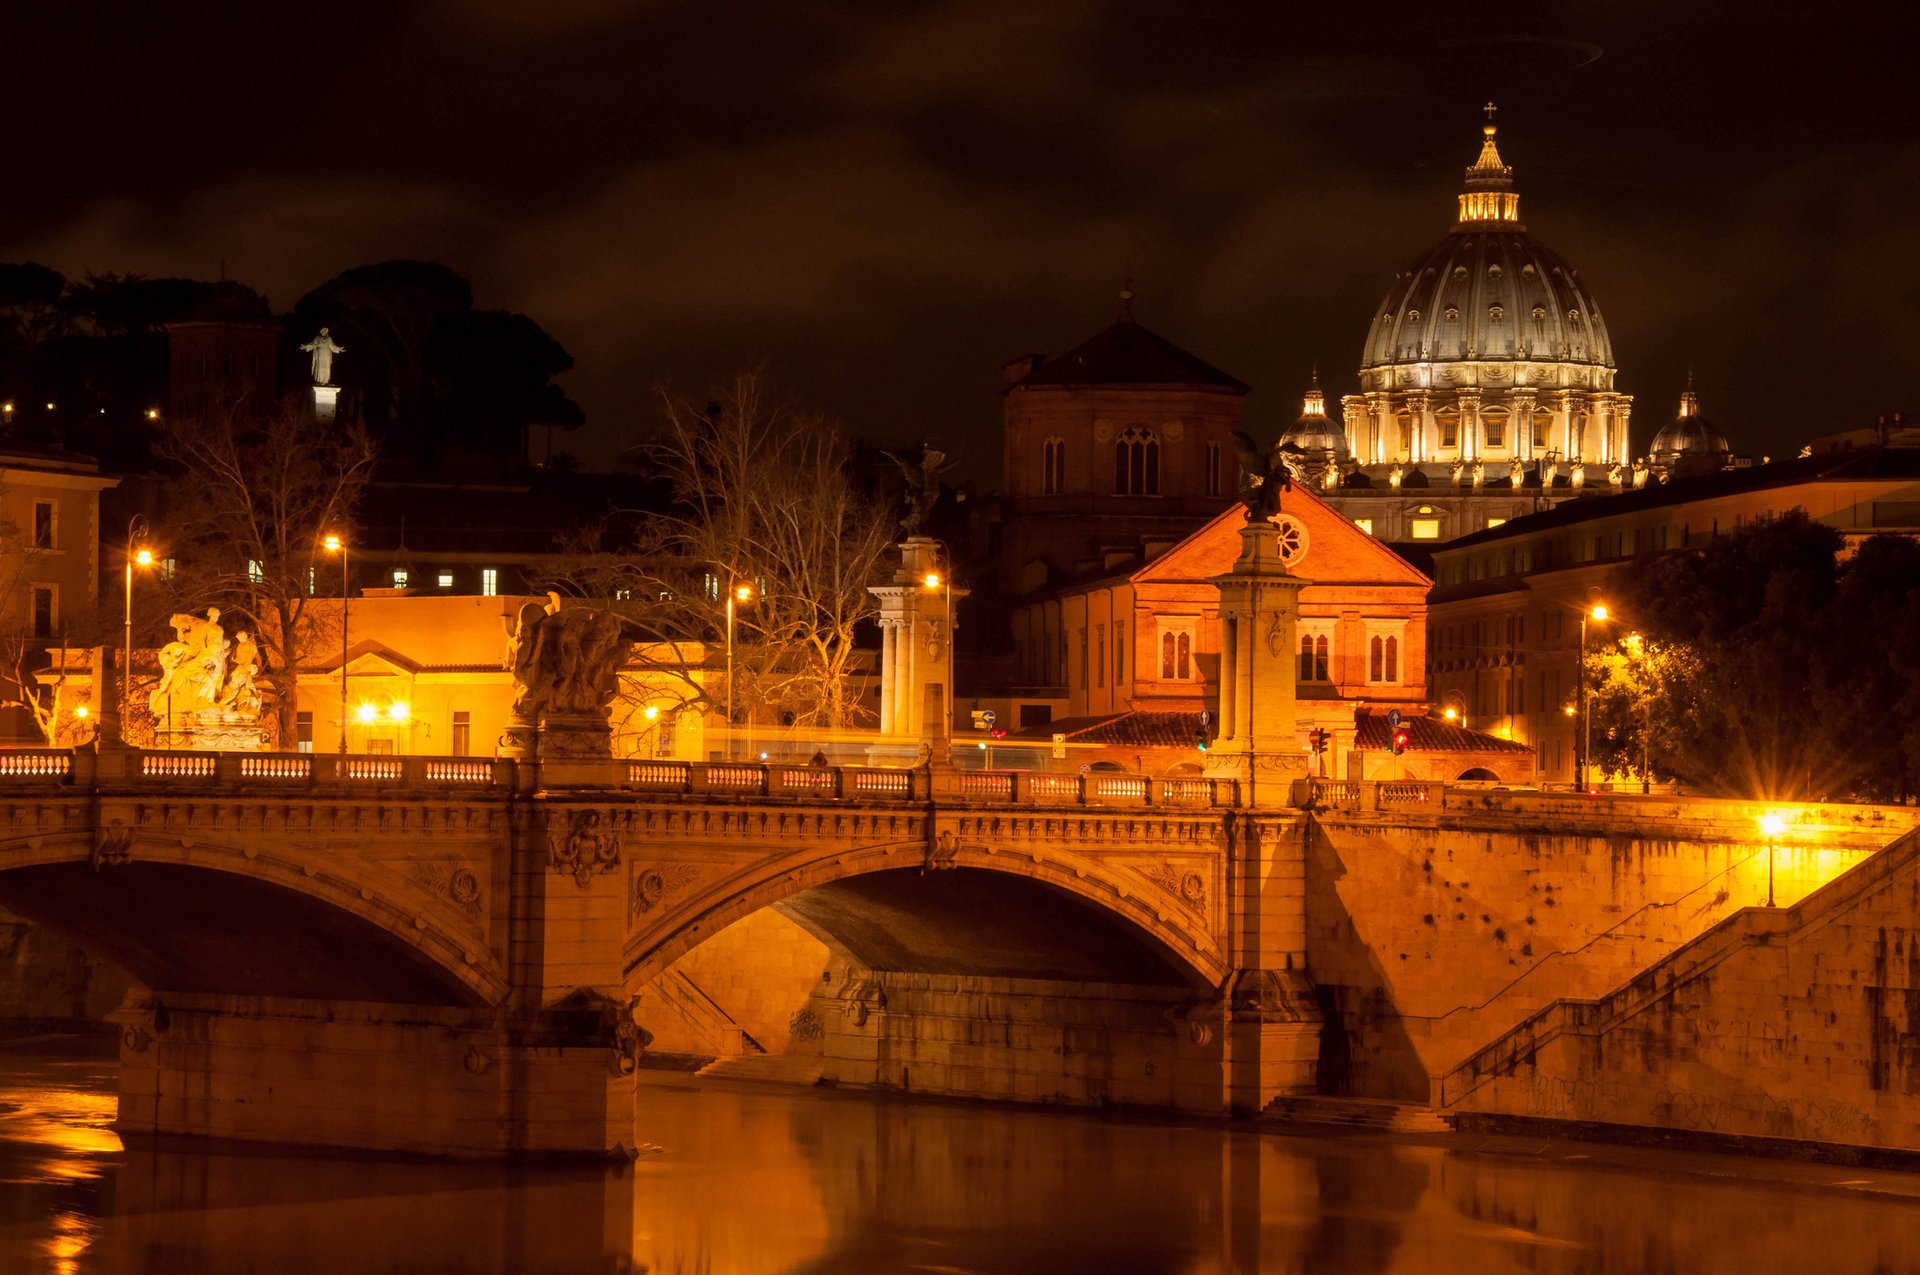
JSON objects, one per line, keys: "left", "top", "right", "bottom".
{"left": 981, "top": 709, "right": 996, "bottom": 727}
{"left": 1198, "top": 709, "right": 1212, "bottom": 727}
{"left": 1387, "top": 709, "right": 1403, "bottom": 727}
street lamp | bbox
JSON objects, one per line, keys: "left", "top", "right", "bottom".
{"left": 324, "top": 532, "right": 349, "bottom": 753}
{"left": 1760, "top": 812, "right": 1785, "bottom": 907}
{"left": 122, "top": 516, "right": 153, "bottom": 742}
{"left": 924, "top": 569, "right": 952, "bottom": 757}
{"left": 725, "top": 582, "right": 753, "bottom": 761}
{"left": 1578, "top": 602, "right": 1609, "bottom": 791}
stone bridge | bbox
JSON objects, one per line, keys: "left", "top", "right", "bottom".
{"left": 6, "top": 747, "right": 1915, "bottom": 1159}
{"left": 0, "top": 747, "right": 1313, "bottom": 1157}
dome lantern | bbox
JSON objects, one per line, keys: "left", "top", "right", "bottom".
{"left": 1456, "top": 103, "right": 1522, "bottom": 230}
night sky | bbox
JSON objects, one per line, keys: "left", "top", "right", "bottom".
{"left": 5, "top": 2, "right": 1915, "bottom": 480}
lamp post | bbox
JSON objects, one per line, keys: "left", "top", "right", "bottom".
{"left": 122, "top": 516, "right": 153, "bottom": 742}
{"left": 1760, "top": 812, "right": 1784, "bottom": 907}
{"left": 923, "top": 567, "right": 952, "bottom": 760}
{"left": 1624, "top": 632, "right": 1651, "bottom": 794}
{"left": 1578, "top": 602, "right": 1608, "bottom": 791}
{"left": 725, "top": 582, "right": 753, "bottom": 761}
{"left": 324, "top": 533, "right": 348, "bottom": 753}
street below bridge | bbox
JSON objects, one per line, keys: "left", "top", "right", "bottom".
{"left": 7, "top": 1037, "right": 1920, "bottom": 1274}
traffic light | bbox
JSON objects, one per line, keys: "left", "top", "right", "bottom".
{"left": 1307, "top": 728, "right": 1327, "bottom": 756}
{"left": 1391, "top": 727, "right": 1410, "bottom": 755}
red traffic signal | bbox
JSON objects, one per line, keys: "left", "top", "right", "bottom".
{"left": 1307, "top": 727, "right": 1328, "bottom": 755}
{"left": 1391, "top": 727, "right": 1410, "bottom": 755}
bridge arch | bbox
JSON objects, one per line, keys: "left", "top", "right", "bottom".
{"left": 0, "top": 833, "right": 507, "bottom": 1008}
{"left": 625, "top": 841, "right": 1227, "bottom": 992}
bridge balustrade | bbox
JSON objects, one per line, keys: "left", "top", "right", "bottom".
{"left": 0, "top": 749, "right": 72, "bottom": 778}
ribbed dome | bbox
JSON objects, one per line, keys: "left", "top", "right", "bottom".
{"left": 1362, "top": 234, "right": 1614, "bottom": 373}
{"left": 1359, "top": 119, "right": 1615, "bottom": 384}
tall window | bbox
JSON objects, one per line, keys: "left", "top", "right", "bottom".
{"left": 1078, "top": 628, "right": 1089, "bottom": 691}
{"left": 1369, "top": 635, "right": 1399, "bottom": 683}
{"left": 481, "top": 568, "right": 499, "bottom": 597}
{"left": 1298, "top": 634, "right": 1329, "bottom": 682}
{"left": 1094, "top": 624, "right": 1105, "bottom": 688}
{"left": 296, "top": 711, "right": 314, "bottom": 754}
{"left": 1483, "top": 412, "right": 1506, "bottom": 448}
{"left": 1114, "top": 631, "right": 1125, "bottom": 685}
{"left": 1533, "top": 412, "right": 1550, "bottom": 449}
{"left": 30, "top": 586, "right": 54, "bottom": 638}
{"left": 1438, "top": 411, "right": 1459, "bottom": 449}
{"left": 451, "top": 710, "right": 471, "bottom": 756}
{"left": 1204, "top": 441, "right": 1222, "bottom": 497}
{"left": 1114, "top": 427, "right": 1160, "bottom": 495}
{"left": 1160, "top": 630, "right": 1192, "bottom": 680}
{"left": 32, "top": 501, "right": 54, "bottom": 549}
{"left": 392, "top": 568, "right": 410, "bottom": 587}
{"left": 1042, "top": 437, "right": 1066, "bottom": 494}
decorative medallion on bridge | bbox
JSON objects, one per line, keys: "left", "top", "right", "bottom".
{"left": 922, "top": 830, "right": 961, "bottom": 875}
{"left": 1140, "top": 863, "right": 1207, "bottom": 913}
{"left": 548, "top": 809, "right": 622, "bottom": 887}
{"left": 630, "top": 863, "right": 700, "bottom": 920}
{"left": 406, "top": 862, "right": 486, "bottom": 919}
{"left": 90, "top": 819, "right": 133, "bottom": 873}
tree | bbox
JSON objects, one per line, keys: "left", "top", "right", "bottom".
{"left": 547, "top": 374, "right": 894, "bottom": 733}
{"left": 1600, "top": 512, "right": 1920, "bottom": 801}
{"left": 151, "top": 397, "right": 377, "bottom": 746}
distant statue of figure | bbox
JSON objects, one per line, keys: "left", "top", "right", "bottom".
{"left": 1633, "top": 462, "right": 1651, "bottom": 489}
{"left": 1608, "top": 462, "right": 1626, "bottom": 489}
{"left": 1230, "top": 431, "right": 1294, "bottom": 519}
{"left": 149, "top": 608, "right": 261, "bottom": 719}
{"left": 1388, "top": 464, "right": 1404, "bottom": 489}
{"left": 1570, "top": 464, "right": 1586, "bottom": 489}
{"left": 1449, "top": 458, "right": 1465, "bottom": 488}
{"left": 504, "top": 593, "right": 628, "bottom": 720}
{"left": 300, "top": 327, "right": 346, "bottom": 385}
{"left": 1470, "top": 462, "right": 1485, "bottom": 489}
{"left": 1543, "top": 458, "right": 1560, "bottom": 488}
{"left": 224, "top": 630, "right": 263, "bottom": 715}
{"left": 882, "top": 446, "right": 956, "bottom": 537}
{"left": 1509, "top": 461, "right": 1525, "bottom": 488}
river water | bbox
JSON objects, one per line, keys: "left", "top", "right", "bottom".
{"left": 5, "top": 1041, "right": 1920, "bottom": 1274}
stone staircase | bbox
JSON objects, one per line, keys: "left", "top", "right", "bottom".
{"left": 694, "top": 1053, "right": 826, "bottom": 1086}
{"left": 1263, "top": 1095, "right": 1450, "bottom": 1133}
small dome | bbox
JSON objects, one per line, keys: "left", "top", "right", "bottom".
{"left": 1649, "top": 382, "right": 1730, "bottom": 470}
{"left": 1276, "top": 371, "right": 1351, "bottom": 458}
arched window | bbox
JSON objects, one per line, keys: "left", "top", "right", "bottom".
{"left": 1041, "top": 436, "right": 1066, "bottom": 494}
{"left": 1160, "top": 630, "right": 1191, "bottom": 680}
{"left": 1482, "top": 410, "right": 1507, "bottom": 449}
{"left": 1369, "top": 635, "right": 1400, "bottom": 683}
{"left": 1114, "top": 427, "right": 1160, "bottom": 495}
{"left": 1299, "top": 634, "right": 1329, "bottom": 682}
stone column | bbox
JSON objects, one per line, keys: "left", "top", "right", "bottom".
{"left": 1510, "top": 390, "right": 1536, "bottom": 462}
{"left": 1204, "top": 518, "right": 1307, "bottom": 802}
{"left": 1195, "top": 515, "right": 1322, "bottom": 1112}
{"left": 1407, "top": 392, "right": 1430, "bottom": 463}
{"left": 869, "top": 537, "right": 964, "bottom": 746}
{"left": 1459, "top": 391, "right": 1481, "bottom": 463}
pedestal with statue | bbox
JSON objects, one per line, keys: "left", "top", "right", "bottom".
{"left": 148, "top": 610, "right": 270, "bottom": 750}
{"left": 497, "top": 595, "right": 629, "bottom": 781}
{"left": 1205, "top": 447, "right": 1322, "bottom": 1111}
{"left": 301, "top": 327, "right": 345, "bottom": 422}
{"left": 869, "top": 448, "right": 964, "bottom": 760}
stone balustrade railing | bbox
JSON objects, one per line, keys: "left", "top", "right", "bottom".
{"left": 0, "top": 747, "right": 1237, "bottom": 810}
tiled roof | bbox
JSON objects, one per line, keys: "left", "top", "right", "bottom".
{"left": 1009, "top": 319, "right": 1248, "bottom": 393}
{"left": 1007, "top": 711, "right": 1203, "bottom": 746}
{"left": 1353, "top": 714, "right": 1532, "bottom": 754}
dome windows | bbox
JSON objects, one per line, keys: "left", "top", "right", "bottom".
{"left": 1488, "top": 305, "right": 1505, "bottom": 322}
{"left": 1488, "top": 264, "right": 1503, "bottom": 279}
{"left": 1444, "top": 306, "right": 1460, "bottom": 322}
{"left": 1453, "top": 266, "right": 1469, "bottom": 281}
{"left": 1113, "top": 426, "right": 1160, "bottom": 496}
{"left": 1531, "top": 305, "right": 1546, "bottom": 321}
{"left": 1567, "top": 308, "right": 1581, "bottom": 322}
{"left": 1521, "top": 263, "right": 1536, "bottom": 277}
{"left": 1407, "top": 309, "right": 1421, "bottom": 322}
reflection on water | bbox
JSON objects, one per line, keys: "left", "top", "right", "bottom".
{"left": 4, "top": 1040, "right": 1920, "bottom": 1273}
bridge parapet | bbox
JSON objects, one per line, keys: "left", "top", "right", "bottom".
{"left": 0, "top": 748, "right": 1241, "bottom": 810}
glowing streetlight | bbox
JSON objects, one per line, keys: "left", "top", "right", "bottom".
{"left": 122, "top": 516, "right": 154, "bottom": 743}
{"left": 1760, "top": 812, "right": 1786, "bottom": 907}
{"left": 355, "top": 702, "right": 379, "bottom": 724}
{"left": 925, "top": 567, "right": 953, "bottom": 753}
{"left": 387, "top": 701, "right": 410, "bottom": 723}
{"left": 1578, "top": 600, "right": 1611, "bottom": 791}
{"left": 325, "top": 533, "right": 350, "bottom": 752}
{"left": 1442, "top": 707, "right": 1458, "bottom": 721}
{"left": 145, "top": 408, "right": 160, "bottom": 420}
{"left": 725, "top": 582, "right": 754, "bottom": 759}
{"left": 75, "top": 704, "right": 89, "bottom": 719}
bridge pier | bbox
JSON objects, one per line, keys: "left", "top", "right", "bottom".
{"left": 110, "top": 992, "right": 635, "bottom": 1158}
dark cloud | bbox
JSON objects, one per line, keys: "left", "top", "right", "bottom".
{"left": 5, "top": 1, "right": 1917, "bottom": 478}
